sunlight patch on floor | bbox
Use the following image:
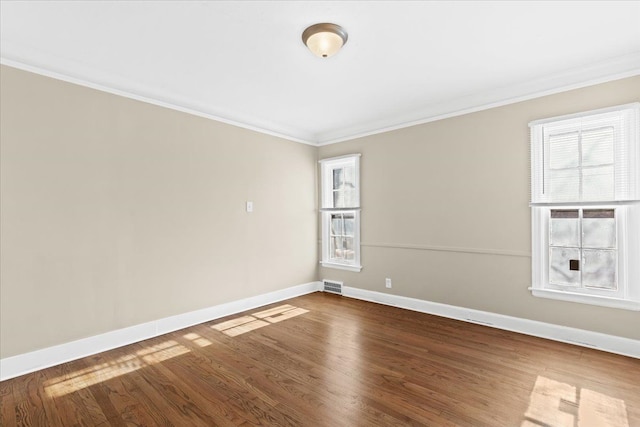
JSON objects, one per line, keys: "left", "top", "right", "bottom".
{"left": 183, "top": 332, "right": 212, "bottom": 347}
{"left": 222, "top": 319, "right": 270, "bottom": 337}
{"left": 212, "top": 304, "right": 309, "bottom": 337}
{"left": 44, "top": 306, "right": 308, "bottom": 397}
{"left": 253, "top": 304, "right": 296, "bottom": 318}
{"left": 523, "top": 375, "right": 628, "bottom": 427}
{"left": 45, "top": 339, "right": 190, "bottom": 398}
{"left": 261, "top": 307, "right": 309, "bottom": 323}
{"left": 579, "top": 389, "right": 629, "bottom": 427}
{"left": 136, "top": 340, "right": 190, "bottom": 364}
{"left": 212, "top": 315, "right": 258, "bottom": 331}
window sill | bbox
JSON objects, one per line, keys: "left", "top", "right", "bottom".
{"left": 530, "top": 288, "right": 640, "bottom": 311}
{"left": 321, "top": 262, "right": 362, "bottom": 273}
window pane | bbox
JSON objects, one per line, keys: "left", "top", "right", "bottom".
{"left": 333, "top": 190, "right": 344, "bottom": 208}
{"left": 582, "top": 166, "right": 614, "bottom": 201}
{"left": 344, "top": 237, "right": 355, "bottom": 260}
{"left": 582, "top": 127, "right": 614, "bottom": 167}
{"left": 333, "top": 190, "right": 357, "bottom": 208}
{"left": 343, "top": 213, "right": 355, "bottom": 236}
{"left": 331, "top": 165, "right": 357, "bottom": 208}
{"left": 330, "top": 214, "right": 343, "bottom": 236}
{"left": 550, "top": 209, "right": 579, "bottom": 218}
{"left": 330, "top": 236, "right": 343, "bottom": 260}
{"left": 550, "top": 210, "right": 580, "bottom": 247}
{"left": 549, "top": 247, "right": 581, "bottom": 286}
{"left": 343, "top": 190, "right": 357, "bottom": 208}
{"left": 344, "top": 166, "right": 355, "bottom": 188}
{"left": 549, "top": 132, "right": 579, "bottom": 169}
{"left": 583, "top": 210, "right": 616, "bottom": 249}
{"left": 549, "top": 169, "right": 580, "bottom": 201}
{"left": 583, "top": 250, "right": 616, "bottom": 290}
{"left": 583, "top": 209, "right": 615, "bottom": 218}
{"left": 332, "top": 168, "right": 343, "bottom": 190}
{"left": 320, "top": 155, "right": 360, "bottom": 269}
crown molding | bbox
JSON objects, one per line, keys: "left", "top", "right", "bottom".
{"left": 0, "top": 55, "right": 318, "bottom": 146}
{"left": 316, "top": 52, "right": 640, "bottom": 145}
{"left": 3, "top": 49, "right": 639, "bottom": 148}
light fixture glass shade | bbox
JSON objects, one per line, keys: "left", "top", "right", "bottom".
{"left": 302, "top": 23, "right": 348, "bottom": 58}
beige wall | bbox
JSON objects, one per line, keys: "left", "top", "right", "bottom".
{"left": 1, "top": 65, "right": 638, "bottom": 361}
{"left": 0, "top": 65, "right": 318, "bottom": 358}
{"left": 319, "top": 75, "right": 640, "bottom": 340}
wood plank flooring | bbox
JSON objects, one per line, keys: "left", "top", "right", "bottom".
{"left": 1, "top": 292, "right": 639, "bottom": 426}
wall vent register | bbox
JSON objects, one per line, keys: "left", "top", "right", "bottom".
{"left": 322, "top": 280, "right": 343, "bottom": 295}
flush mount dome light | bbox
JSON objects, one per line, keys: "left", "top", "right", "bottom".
{"left": 302, "top": 23, "right": 348, "bottom": 58}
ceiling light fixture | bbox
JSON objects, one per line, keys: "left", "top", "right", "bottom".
{"left": 302, "top": 23, "right": 348, "bottom": 58}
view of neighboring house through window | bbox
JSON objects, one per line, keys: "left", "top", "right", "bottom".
{"left": 319, "top": 154, "right": 362, "bottom": 272}
{"left": 529, "top": 103, "right": 640, "bottom": 310}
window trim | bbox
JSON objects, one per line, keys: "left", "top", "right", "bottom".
{"left": 529, "top": 288, "right": 640, "bottom": 311}
{"left": 321, "top": 210, "right": 362, "bottom": 272}
{"left": 531, "top": 205, "right": 639, "bottom": 310}
{"left": 529, "top": 103, "right": 640, "bottom": 311}
{"left": 319, "top": 154, "right": 362, "bottom": 272}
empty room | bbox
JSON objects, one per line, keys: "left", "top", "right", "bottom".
{"left": 1, "top": 1, "right": 639, "bottom": 426}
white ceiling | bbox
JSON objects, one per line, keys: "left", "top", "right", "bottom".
{"left": 1, "top": 1, "right": 639, "bottom": 145}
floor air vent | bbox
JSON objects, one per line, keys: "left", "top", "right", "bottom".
{"left": 323, "top": 280, "right": 343, "bottom": 295}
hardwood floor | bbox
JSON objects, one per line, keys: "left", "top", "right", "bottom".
{"left": 1, "top": 292, "right": 639, "bottom": 426}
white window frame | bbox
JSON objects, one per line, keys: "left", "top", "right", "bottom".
{"left": 529, "top": 103, "right": 640, "bottom": 310}
{"left": 319, "top": 154, "right": 362, "bottom": 272}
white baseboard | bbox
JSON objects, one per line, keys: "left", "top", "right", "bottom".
{"left": 0, "top": 281, "right": 322, "bottom": 381}
{"left": 342, "top": 286, "right": 640, "bottom": 359}
{"left": 3, "top": 281, "right": 636, "bottom": 381}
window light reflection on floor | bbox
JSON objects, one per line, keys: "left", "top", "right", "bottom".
{"left": 212, "top": 304, "right": 309, "bottom": 337}
{"left": 183, "top": 332, "right": 212, "bottom": 347}
{"left": 522, "top": 375, "right": 628, "bottom": 427}
{"left": 44, "top": 305, "right": 309, "bottom": 398}
{"left": 44, "top": 339, "right": 192, "bottom": 398}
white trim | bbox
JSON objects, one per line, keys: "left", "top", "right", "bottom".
{"left": 3, "top": 53, "right": 638, "bottom": 147}
{"left": 2, "top": 282, "right": 637, "bottom": 381}
{"left": 0, "top": 281, "right": 322, "bottom": 381}
{"left": 531, "top": 205, "right": 636, "bottom": 305}
{"left": 320, "top": 262, "right": 362, "bottom": 272}
{"left": 318, "top": 153, "right": 362, "bottom": 163}
{"left": 317, "top": 60, "right": 640, "bottom": 146}
{"left": 0, "top": 58, "right": 317, "bottom": 147}
{"left": 530, "top": 103, "right": 639, "bottom": 204}
{"left": 320, "top": 155, "right": 362, "bottom": 270}
{"left": 530, "top": 288, "right": 640, "bottom": 311}
{"left": 529, "top": 102, "right": 640, "bottom": 127}
{"left": 529, "top": 103, "right": 640, "bottom": 308}
{"left": 342, "top": 286, "right": 640, "bottom": 359}
{"left": 531, "top": 200, "right": 640, "bottom": 207}
{"left": 319, "top": 207, "right": 362, "bottom": 212}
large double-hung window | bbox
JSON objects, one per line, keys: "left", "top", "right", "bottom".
{"left": 319, "top": 154, "right": 362, "bottom": 272}
{"left": 529, "top": 103, "right": 640, "bottom": 310}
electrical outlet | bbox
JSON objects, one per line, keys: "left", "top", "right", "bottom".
{"left": 246, "top": 201, "right": 253, "bottom": 212}
{"left": 385, "top": 278, "right": 392, "bottom": 288}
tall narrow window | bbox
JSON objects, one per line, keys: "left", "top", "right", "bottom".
{"left": 320, "top": 154, "right": 361, "bottom": 272}
{"left": 529, "top": 103, "right": 640, "bottom": 310}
